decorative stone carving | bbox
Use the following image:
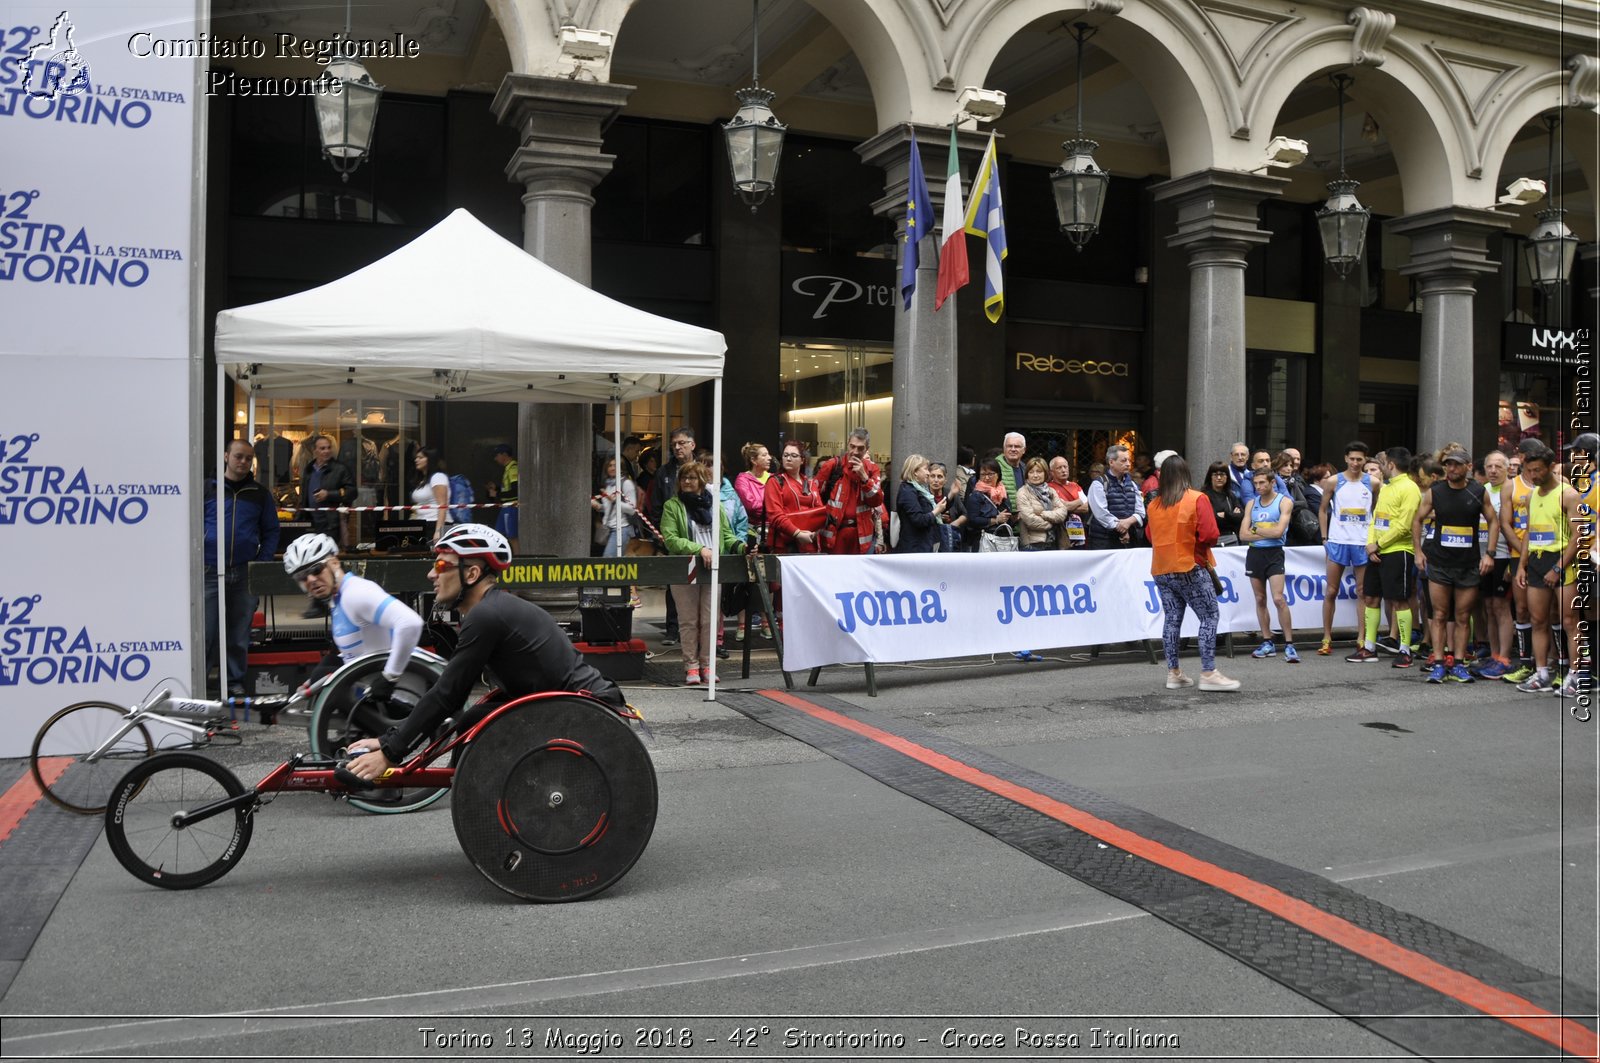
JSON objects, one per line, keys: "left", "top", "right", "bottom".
{"left": 1087, "top": 0, "right": 1125, "bottom": 13}
{"left": 1346, "top": 7, "right": 1395, "bottom": 67}
{"left": 1569, "top": 54, "right": 1599, "bottom": 110}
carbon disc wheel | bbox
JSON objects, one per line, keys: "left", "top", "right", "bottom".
{"left": 452, "top": 695, "right": 656, "bottom": 902}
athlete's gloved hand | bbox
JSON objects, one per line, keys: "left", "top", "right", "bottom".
{"left": 294, "top": 681, "right": 313, "bottom": 701}
{"left": 365, "top": 673, "right": 397, "bottom": 702}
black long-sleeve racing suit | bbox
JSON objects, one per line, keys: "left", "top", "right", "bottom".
{"left": 376, "top": 586, "right": 624, "bottom": 763}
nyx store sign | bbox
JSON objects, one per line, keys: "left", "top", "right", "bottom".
{"left": 780, "top": 252, "right": 895, "bottom": 342}
{"left": 1006, "top": 323, "right": 1142, "bottom": 405}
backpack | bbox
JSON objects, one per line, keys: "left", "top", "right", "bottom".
{"left": 447, "top": 474, "right": 474, "bottom": 523}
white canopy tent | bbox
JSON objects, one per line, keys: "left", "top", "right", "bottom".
{"left": 215, "top": 208, "right": 725, "bottom": 402}
{"left": 212, "top": 207, "right": 732, "bottom": 697}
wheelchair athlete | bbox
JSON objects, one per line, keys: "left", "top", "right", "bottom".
{"left": 282, "top": 534, "right": 424, "bottom": 723}
{"left": 345, "top": 524, "right": 627, "bottom": 782}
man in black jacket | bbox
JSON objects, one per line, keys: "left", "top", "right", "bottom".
{"left": 301, "top": 434, "right": 356, "bottom": 546}
{"left": 205, "top": 439, "right": 280, "bottom": 698}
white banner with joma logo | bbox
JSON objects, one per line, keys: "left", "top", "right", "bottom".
{"left": 778, "top": 547, "right": 1362, "bottom": 671}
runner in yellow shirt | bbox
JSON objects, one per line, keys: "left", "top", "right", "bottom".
{"left": 1349, "top": 446, "right": 1421, "bottom": 667}
{"left": 1512, "top": 441, "right": 1582, "bottom": 693}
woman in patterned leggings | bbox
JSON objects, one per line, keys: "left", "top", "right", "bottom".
{"left": 1146, "top": 454, "right": 1241, "bottom": 692}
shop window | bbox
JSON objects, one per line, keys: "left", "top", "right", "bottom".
{"left": 780, "top": 135, "right": 893, "bottom": 257}
{"left": 1005, "top": 163, "right": 1140, "bottom": 286}
{"left": 1245, "top": 351, "right": 1307, "bottom": 456}
{"left": 1244, "top": 201, "right": 1307, "bottom": 300}
{"left": 594, "top": 120, "right": 710, "bottom": 245}
{"left": 230, "top": 91, "right": 445, "bottom": 225}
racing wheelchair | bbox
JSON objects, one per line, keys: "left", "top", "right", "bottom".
{"left": 103, "top": 689, "right": 657, "bottom": 902}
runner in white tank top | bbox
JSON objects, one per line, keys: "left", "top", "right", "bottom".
{"left": 1317, "top": 442, "right": 1376, "bottom": 654}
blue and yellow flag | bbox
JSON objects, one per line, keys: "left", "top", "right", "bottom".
{"left": 963, "top": 132, "right": 1008, "bottom": 323}
{"left": 899, "top": 135, "right": 935, "bottom": 310}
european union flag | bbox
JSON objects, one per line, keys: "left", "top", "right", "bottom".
{"left": 899, "top": 136, "right": 935, "bottom": 311}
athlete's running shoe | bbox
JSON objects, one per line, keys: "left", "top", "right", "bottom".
{"left": 1425, "top": 662, "right": 1446, "bottom": 683}
{"left": 1474, "top": 659, "right": 1511, "bottom": 679}
{"left": 1376, "top": 635, "right": 1402, "bottom": 656}
{"left": 1448, "top": 663, "right": 1475, "bottom": 683}
{"left": 1251, "top": 640, "right": 1277, "bottom": 659}
{"left": 1502, "top": 664, "right": 1534, "bottom": 684}
{"left": 1345, "top": 647, "right": 1379, "bottom": 663}
{"left": 1317, "top": 640, "right": 1333, "bottom": 656}
{"left": 1284, "top": 645, "right": 1300, "bottom": 664}
{"left": 1516, "top": 673, "right": 1553, "bottom": 693}
{"left": 1391, "top": 650, "right": 1414, "bottom": 669}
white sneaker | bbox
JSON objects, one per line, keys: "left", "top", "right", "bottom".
{"left": 1165, "top": 672, "right": 1195, "bottom": 689}
{"left": 1199, "top": 672, "right": 1241, "bottom": 692}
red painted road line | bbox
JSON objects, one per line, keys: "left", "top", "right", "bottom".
{"left": 759, "top": 688, "right": 1599, "bottom": 1060}
{"left": 0, "top": 758, "right": 70, "bottom": 845}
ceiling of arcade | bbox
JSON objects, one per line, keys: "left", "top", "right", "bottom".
{"left": 214, "top": 0, "right": 1595, "bottom": 238}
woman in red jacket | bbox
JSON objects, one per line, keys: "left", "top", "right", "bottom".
{"left": 764, "top": 442, "right": 824, "bottom": 555}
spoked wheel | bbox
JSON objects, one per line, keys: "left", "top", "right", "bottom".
{"left": 308, "top": 654, "right": 449, "bottom": 814}
{"left": 452, "top": 695, "right": 657, "bottom": 902}
{"left": 104, "top": 752, "right": 253, "bottom": 890}
{"left": 30, "top": 701, "right": 153, "bottom": 815}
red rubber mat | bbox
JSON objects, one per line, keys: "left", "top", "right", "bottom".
{"left": 720, "top": 688, "right": 1598, "bottom": 1061}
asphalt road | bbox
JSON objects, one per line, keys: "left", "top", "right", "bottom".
{"left": 0, "top": 644, "right": 1595, "bottom": 1062}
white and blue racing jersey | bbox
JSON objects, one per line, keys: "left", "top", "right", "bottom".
{"left": 331, "top": 573, "right": 424, "bottom": 678}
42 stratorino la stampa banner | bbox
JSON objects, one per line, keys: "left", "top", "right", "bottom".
{"left": 777, "top": 547, "right": 1362, "bottom": 672}
{"left": 0, "top": 2, "right": 199, "bottom": 757}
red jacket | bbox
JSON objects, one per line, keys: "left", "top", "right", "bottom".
{"left": 813, "top": 454, "right": 888, "bottom": 555}
{"left": 764, "top": 472, "right": 824, "bottom": 553}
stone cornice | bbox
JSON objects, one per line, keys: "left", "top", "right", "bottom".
{"left": 1293, "top": 0, "right": 1599, "bottom": 55}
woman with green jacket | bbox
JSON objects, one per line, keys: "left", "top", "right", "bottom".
{"left": 661, "top": 461, "right": 740, "bottom": 686}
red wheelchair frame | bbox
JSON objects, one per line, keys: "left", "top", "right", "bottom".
{"left": 103, "top": 690, "right": 657, "bottom": 902}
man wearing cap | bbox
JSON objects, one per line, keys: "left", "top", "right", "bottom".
{"left": 1412, "top": 447, "right": 1499, "bottom": 683}
{"left": 486, "top": 443, "right": 518, "bottom": 540}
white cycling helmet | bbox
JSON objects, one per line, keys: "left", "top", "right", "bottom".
{"left": 283, "top": 533, "right": 339, "bottom": 576}
{"left": 434, "top": 522, "right": 513, "bottom": 571}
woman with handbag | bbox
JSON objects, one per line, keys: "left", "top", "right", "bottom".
{"left": 1202, "top": 461, "right": 1244, "bottom": 546}
{"left": 1147, "top": 453, "right": 1240, "bottom": 691}
{"left": 1016, "top": 458, "right": 1068, "bottom": 550}
{"left": 960, "top": 460, "right": 1012, "bottom": 553}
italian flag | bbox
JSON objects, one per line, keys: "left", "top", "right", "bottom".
{"left": 935, "top": 123, "right": 969, "bottom": 310}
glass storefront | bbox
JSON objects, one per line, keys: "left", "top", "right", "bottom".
{"left": 232, "top": 396, "right": 422, "bottom": 549}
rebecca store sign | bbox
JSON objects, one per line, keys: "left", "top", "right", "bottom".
{"left": 780, "top": 252, "right": 894, "bottom": 342}
{"left": 1006, "top": 322, "right": 1142, "bottom": 405}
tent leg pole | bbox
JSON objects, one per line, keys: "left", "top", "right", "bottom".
{"left": 707, "top": 376, "right": 723, "bottom": 702}
{"left": 215, "top": 370, "right": 230, "bottom": 715}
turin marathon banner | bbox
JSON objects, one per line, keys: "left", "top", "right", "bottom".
{"left": 778, "top": 547, "right": 1363, "bottom": 672}
{"left": 0, "top": 2, "right": 198, "bottom": 756}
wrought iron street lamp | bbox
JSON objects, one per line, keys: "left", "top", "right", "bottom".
{"left": 722, "top": 0, "right": 786, "bottom": 211}
{"left": 1316, "top": 73, "right": 1368, "bottom": 278}
{"left": 314, "top": 1, "right": 382, "bottom": 181}
{"left": 1049, "top": 23, "right": 1109, "bottom": 249}
{"left": 1523, "top": 113, "right": 1578, "bottom": 306}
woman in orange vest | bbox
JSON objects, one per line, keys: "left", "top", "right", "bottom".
{"left": 1147, "top": 454, "right": 1241, "bottom": 692}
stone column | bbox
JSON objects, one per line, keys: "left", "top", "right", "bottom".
{"left": 491, "top": 75, "right": 632, "bottom": 557}
{"left": 857, "top": 125, "right": 989, "bottom": 467}
{"left": 1151, "top": 170, "right": 1286, "bottom": 467}
{"left": 1390, "top": 207, "right": 1510, "bottom": 451}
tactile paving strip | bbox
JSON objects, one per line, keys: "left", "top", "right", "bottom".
{"left": 721, "top": 689, "right": 1598, "bottom": 1060}
{"left": 0, "top": 766, "right": 103, "bottom": 1001}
